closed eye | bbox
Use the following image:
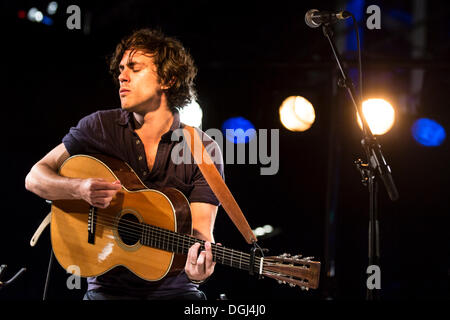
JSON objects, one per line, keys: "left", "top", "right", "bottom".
{"left": 119, "top": 62, "right": 143, "bottom": 73}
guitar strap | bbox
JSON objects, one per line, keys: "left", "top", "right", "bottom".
{"left": 182, "top": 125, "right": 257, "bottom": 244}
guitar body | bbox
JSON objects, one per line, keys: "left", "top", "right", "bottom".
{"left": 51, "top": 154, "right": 192, "bottom": 281}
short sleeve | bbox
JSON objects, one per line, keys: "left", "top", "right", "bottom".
{"left": 188, "top": 136, "right": 225, "bottom": 206}
{"left": 62, "top": 111, "right": 108, "bottom": 156}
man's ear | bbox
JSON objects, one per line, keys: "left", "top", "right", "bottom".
{"left": 161, "top": 77, "right": 176, "bottom": 90}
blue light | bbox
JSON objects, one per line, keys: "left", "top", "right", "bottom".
{"left": 42, "top": 15, "right": 53, "bottom": 26}
{"left": 221, "top": 117, "right": 256, "bottom": 144}
{"left": 412, "top": 118, "right": 446, "bottom": 147}
{"left": 345, "top": 0, "right": 365, "bottom": 90}
{"left": 345, "top": 0, "right": 365, "bottom": 52}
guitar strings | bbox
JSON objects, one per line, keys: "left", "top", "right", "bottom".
{"left": 96, "top": 213, "right": 264, "bottom": 269}
{"left": 93, "top": 216, "right": 312, "bottom": 286}
{"left": 82, "top": 212, "right": 310, "bottom": 284}
{"left": 92, "top": 213, "right": 262, "bottom": 269}
{"left": 94, "top": 212, "right": 252, "bottom": 260}
{"left": 95, "top": 214, "right": 268, "bottom": 272}
{"left": 86, "top": 216, "right": 312, "bottom": 287}
{"left": 95, "top": 215, "right": 258, "bottom": 269}
{"left": 90, "top": 210, "right": 297, "bottom": 271}
{"left": 93, "top": 220, "right": 258, "bottom": 271}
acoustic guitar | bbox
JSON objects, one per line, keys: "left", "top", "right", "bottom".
{"left": 51, "top": 154, "right": 321, "bottom": 290}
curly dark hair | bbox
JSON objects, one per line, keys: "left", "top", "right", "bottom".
{"left": 109, "top": 28, "right": 197, "bottom": 112}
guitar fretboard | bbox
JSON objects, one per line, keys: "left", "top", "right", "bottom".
{"left": 140, "top": 224, "right": 261, "bottom": 273}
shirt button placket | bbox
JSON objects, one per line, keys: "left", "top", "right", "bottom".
{"left": 135, "top": 139, "right": 146, "bottom": 176}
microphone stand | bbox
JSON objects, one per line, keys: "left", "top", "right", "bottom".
{"left": 320, "top": 23, "right": 399, "bottom": 300}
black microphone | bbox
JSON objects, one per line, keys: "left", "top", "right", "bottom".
{"left": 305, "top": 9, "right": 351, "bottom": 28}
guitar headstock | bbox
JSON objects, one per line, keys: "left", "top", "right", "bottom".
{"left": 261, "top": 253, "right": 321, "bottom": 290}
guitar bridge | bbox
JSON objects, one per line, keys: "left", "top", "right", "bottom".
{"left": 87, "top": 206, "right": 97, "bottom": 244}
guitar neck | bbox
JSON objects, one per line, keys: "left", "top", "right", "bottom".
{"left": 141, "top": 224, "right": 260, "bottom": 273}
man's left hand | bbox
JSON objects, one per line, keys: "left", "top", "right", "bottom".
{"left": 185, "top": 241, "right": 216, "bottom": 282}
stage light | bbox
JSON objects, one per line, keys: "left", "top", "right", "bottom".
{"left": 179, "top": 100, "right": 203, "bottom": 128}
{"left": 27, "top": 8, "right": 38, "bottom": 21}
{"left": 34, "top": 11, "right": 44, "bottom": 22}
{"left": 252, "top": 224, "right": 279, "bottom": 239}
{"left": 42, "top": 16, "right": 54, "bottom": 26}
{"left": 254, "top": 227, "right": 265, "bottom": 237}
{"left": 412, "top": 118, "right": 446, "bottom": 147}
{"left": 27, "top": 8, "right": 46, "bottom": 23}
{"left": 18, "top": 10, "right": 26, "bottom": 19}
{"left": 221, "top": 117, "right": 256, "bottom": 144}
{"left": 357, "top": 98, "right": 395, "bottom": 135}
{"left": 47, "top": 2, "right": 58, "bottom": 15}
{"left": 279, "top": 96, "right": 315, "bottom": 132}
{"left": 263, "top": 224, "right": 274, "bottom": 233}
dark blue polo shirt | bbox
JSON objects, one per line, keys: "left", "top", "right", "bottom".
{"left": 62, "top": 107, "right": 224, "bottom": 298}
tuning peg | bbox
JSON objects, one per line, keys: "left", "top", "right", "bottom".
{"left": 289, "top": 283, "right": 296, "bottom": 288}
{"left": 292, "top": 254, "right": 302, "bottom": 259}
{"left": 279, "top": 253, "right": 291, "bottom": 258}
{"left": 303, "top": 256, "right": 314, "bottom": 261}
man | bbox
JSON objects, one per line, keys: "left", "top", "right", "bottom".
{"left": 25, "top": 28, "right": 224, "bottom": 300}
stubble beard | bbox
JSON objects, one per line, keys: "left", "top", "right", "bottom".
{"left": 120, "top": 93, "right": 163, "bottom": 116}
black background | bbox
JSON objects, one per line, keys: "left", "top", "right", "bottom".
{"left": 1, "top": 0, "right": 449, "bottom": 301}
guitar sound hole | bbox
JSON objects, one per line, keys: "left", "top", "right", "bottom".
{"left": 117, "top": 213, "right": 142, "bottom": 246}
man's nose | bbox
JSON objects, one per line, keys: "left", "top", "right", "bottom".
{"left": 118, "top": 69, "right": 129, "bottom": 83}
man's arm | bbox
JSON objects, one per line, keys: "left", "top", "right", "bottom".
{"left": 184, "top": 202, "right": 218, "bottom": 282}
{"left": 190, "top": 202, "right": 217, "bottom": 243}
{"left": 25, "top": 143, "right": 122, "bottom": 208}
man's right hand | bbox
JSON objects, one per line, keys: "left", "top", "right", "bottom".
{"left": 78, "top": 178, "right": 122, "bottom": 208}
{"left": 25, "top": 144, "right": 125, "bottom": 205}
